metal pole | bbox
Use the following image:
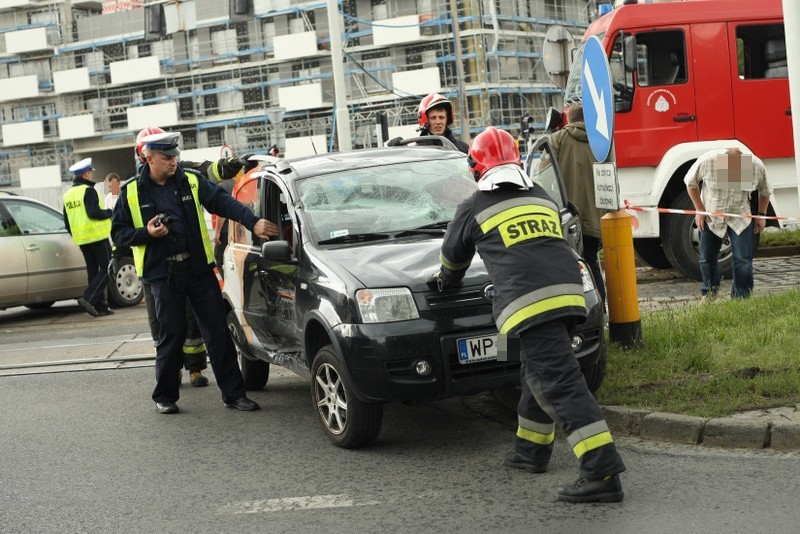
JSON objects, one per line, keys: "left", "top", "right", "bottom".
{"left": 326, "top": 0, "right": 352, "bottom": 152}
{"left": 448, "top": 0, "right": 469, "bottom": 143}
{"left": 782, "top": 0, "right": 800, "bottom": 209}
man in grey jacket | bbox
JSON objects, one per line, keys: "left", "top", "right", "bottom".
{"left": 549, "top": 104, "right": 609, "bottom": 305}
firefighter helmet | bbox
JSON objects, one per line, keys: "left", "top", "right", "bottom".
{"left": 417, "top": 92, "right": 453, "bottom": 129}
{"left": 467, "top": 127, "right": 521, "bottom": 181}
{"left": 135, "top": 126, "right": 166, "bottom": 162}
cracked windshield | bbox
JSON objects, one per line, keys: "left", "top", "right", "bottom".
{"left": 297, "top": 158, "right": 476, "bottom": 243}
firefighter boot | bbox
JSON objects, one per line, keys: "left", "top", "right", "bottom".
{"left": 190, "top": 370, "right": 209, "bottom": 387}
{"left": 503, "top": 452, "right": 547, "bottom": 473}
{"left": 557, "top": 474, "right": 624, "bottom": 503}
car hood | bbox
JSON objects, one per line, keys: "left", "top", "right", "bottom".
{"left": 318, "top": 237, "right": 489, "bottom": 291}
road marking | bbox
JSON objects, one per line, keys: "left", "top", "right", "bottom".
{"left": 218, "top": 494, "right": 380, "bottom": 515}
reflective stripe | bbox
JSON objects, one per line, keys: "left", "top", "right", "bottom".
{"left": 182, "top": 337, "right": 207, "bottom": 355}
{"left": 567, "top": 420, "right": 614, "bottom": 458}
{"left": 479, "top": 204, "right": 561, "bottom": 236}
{"left": 63, "top": 185, "right": 111, "bottom": 245}
{"left": 517, "top": 426, "right": 555, "bottom": 445}
{"left": 517, "top": 416, "right": 555, "bottom": 445}
{"left": 439, "top": 252, "right": 471, "bottom": 271}
{"left": 474, "top": 197, "right": 560, "bottom": 227}
{"left": 186, "top": 173, "right": 215, "bottom": 266}
{"left": 125, "top": 181, "right": 146, "bottom": 277}
{"left": 496, "top": 283, "right": 586, "bottom": 334}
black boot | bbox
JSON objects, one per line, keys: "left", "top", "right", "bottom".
{"left": 557, "top": 474, "right": 624, "bottom": 503}
{"left": 503, "top": 451, "right": 547, "bottom": 473}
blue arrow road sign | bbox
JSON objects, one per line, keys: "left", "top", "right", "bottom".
{"left": 581, "top": 36, "right": 614, "bottom": 162}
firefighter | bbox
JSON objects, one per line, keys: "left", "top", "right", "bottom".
{"left": 63, "top": 158, "right": 114, "bottom": 317}
{"left": 128, "top": 127, "right": 248, "bottom": 388}
{"left": 429, "top": 127, "right": 626, "bottom": 503}
{"left": 112, "top": 131, "right": 277, "bottom": 414}
{"left": 417, "top": 92, "right": 469, "bottom": 153}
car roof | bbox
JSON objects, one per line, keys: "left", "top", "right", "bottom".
{"left": 272, "top": 145, "right": 466, "bottom": 184}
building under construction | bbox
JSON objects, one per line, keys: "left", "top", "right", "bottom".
{"left": 0, "top": 0, "right": 594, "bottom": 187}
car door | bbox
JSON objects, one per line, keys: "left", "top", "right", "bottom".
{"left": 3, "top": 198, "right": 86, "bottom": 305}
{"left": 253, "top": 178, "right": 304, "bottom": 364}
{"left": 525, "top": 137, "right": 582, "bottom": 254}
{"left": 0, "top": 199, "right": 28, "bottom": 306}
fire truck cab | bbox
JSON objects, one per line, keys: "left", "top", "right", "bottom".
{"left": 563, "top": 0, "right": 793, "bottom": 279}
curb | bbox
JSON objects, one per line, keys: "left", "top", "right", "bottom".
{"left": 490, "top": 389, "right": 800, "bottom": 452}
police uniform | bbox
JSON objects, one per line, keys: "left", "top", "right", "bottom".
{"left": 112, "top": 134, "right": 261, "bottom": 411}
{"left": 128, "top": 157, "right": 241, "bottom": 386}
{"left": 62, "top": 158, "right": 113, "bottom": 317}
{"left": 436, "top": 162, "right": 626, "bottom": 498}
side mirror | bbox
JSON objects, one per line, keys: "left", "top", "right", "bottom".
{"left": 623, "top": 36, "right": 637, "bottom": 73}
{"left": 566, "top": 200, "right": 580, "bottom": 218}
{"left": 261, "top": 240, "right": 291, "bottom": 262}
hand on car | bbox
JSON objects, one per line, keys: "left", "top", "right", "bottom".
{"left": 253, "top": 218, "right": 279, "bottom": 239}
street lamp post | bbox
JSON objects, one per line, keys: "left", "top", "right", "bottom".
{"left": 326, "top": 0, "right": 353, "bottom": 152}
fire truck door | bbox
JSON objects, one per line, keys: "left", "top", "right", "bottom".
{"left": 727, "top": 22, "right": 792, "bottom": 159}
{"left": 613, "top": 27, "right": 697, "bottom": 167}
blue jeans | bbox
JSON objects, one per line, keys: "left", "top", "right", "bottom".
{"left": 699, "top": 222, "right": 754, "bottom": 299}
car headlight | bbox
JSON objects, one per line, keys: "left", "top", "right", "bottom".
{"left": 356, "top": 287, "right": 420, "bottom": 323}
{"left": 577, "top": 261, "right": 596, "bottom": 292}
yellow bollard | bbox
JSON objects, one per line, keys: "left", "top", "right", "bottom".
{"left": 600, "top": 211, "right": 643, "bottom": 349}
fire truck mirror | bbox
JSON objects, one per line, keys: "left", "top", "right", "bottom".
{"left": 623, "top": 36, "right": 637, "bottom": 73}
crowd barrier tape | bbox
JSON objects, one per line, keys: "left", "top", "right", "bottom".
{"left": 621, "top": 199, "right": 800, "bottom": 223}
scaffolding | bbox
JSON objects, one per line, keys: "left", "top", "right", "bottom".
{"left": 0, "top": 0, "right": 594, "bottom": 186}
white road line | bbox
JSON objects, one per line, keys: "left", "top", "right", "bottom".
{"left": 218, "top": 494, "right": 380, "bottom": 515}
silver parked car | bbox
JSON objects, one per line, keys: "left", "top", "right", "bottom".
{"left": 0, "top": 191, "right": 142, "bottom": 311}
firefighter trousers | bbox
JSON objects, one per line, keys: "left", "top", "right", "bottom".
{"left": 514, "top": 318, "right": 626, "bottom": 481}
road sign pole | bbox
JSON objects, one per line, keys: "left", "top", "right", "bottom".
{"left": 582, "top": 36, "right": 642, "bottom": 349}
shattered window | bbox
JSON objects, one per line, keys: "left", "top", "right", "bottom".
{"left": 296, "top": 157, "right": 476, "bottom": 243}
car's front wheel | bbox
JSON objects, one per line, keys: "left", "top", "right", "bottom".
{"left": 107, "top": 257, "right": 143, "bottom": 307}
{"left": 226, "top": 311, "right": 269, "bottom": 390}
{"left": 312, "top": 345, "right": 383, "bottom": 449}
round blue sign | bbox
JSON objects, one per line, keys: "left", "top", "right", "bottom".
{"left": 580, "top": 36, "right": 614, "bottom": 162}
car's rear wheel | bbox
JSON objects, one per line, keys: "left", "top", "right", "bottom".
{"left": 312, "top": 345, "right": 383, "bottom": 449}
{"left": 25, "top": 301, "right": 54, "bottom": 310}
{"left": 226, "top": 311, "right": 269, "bottom": 390}
{"left": 107, "top": 257, "right": 143, "bottom": 307}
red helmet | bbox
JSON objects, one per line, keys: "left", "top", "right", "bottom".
{"left": 135, "top": 126, "right": 165, "bottom": 162}
{"left": 467, "top": 127, "right": 521, "bottom": 181}
{"left": 418, "top": 92, "right": 453, "bottom": 129}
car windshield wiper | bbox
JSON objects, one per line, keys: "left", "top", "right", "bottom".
{"left": 392, "top": 221, "right": 451, "bottom": 237}
{"left": 317, "top": 232, "right": 393, "bottom": 245}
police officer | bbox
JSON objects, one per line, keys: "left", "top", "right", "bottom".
{"left": 112, "top": 131, "right": 278, "bottom": 414}
{"left": 129, "top": 126, "right": 246, "bottom": 388}
{"left": 429, "top": 127, "right": 626, "bottom": 503}
{"left": 417, "top": 92, "right": 469, "bottom": 154}
{"left": 63, "top": 158, "right": 114, "bottom": 317}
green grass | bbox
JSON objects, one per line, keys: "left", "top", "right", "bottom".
{"left": 760, "top": 227, "right": 800, "bottom": 247}
{"left": 597, "top": 289, "right": 800, "bottom": 417}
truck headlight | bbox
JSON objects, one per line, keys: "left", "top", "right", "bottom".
{"left": 577, "top": 261, "right": 596, "bottom": 293}
{"left": 356, "top": 287, "right": 420, "bottom": 323}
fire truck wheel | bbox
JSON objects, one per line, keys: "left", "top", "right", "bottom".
{"left": 662, "top": 191, "right": 733, "bottom": 281}
{"left": 633, "top": 238, "right": 672, "bottom": 270}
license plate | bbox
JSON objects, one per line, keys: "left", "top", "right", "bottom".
{"left": 456, "top": 334, "right": 497, "bottom": 364}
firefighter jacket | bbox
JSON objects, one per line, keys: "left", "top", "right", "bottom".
{"left": 439, "top": 182, "right": 587, "bottom": 335}
{"left": 111, "top": 165, "right": 259, "bottom": 282}
{"left": 62, "top": 177, "right": 112, "bottom": 245}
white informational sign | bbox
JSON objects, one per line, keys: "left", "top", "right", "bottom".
{"left": 593, "top": 162, "right": 619, "bottom": 210}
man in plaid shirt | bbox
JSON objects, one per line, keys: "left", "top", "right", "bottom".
{"left": 684, "top": 147, "right": 772, "bottom": 301}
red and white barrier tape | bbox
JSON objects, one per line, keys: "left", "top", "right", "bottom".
{"left": 622, "top": 199, "right": 800, "bottom": 223}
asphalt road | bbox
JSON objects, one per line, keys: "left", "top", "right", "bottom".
{"left": 2, "top": 258, "right": 800, "bottom": 533}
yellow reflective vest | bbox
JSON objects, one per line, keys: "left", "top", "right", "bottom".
{"left": 63, "top": 185, "right": 111, "bottom": 245}
{"left": 124, "top": 172, "right": 214, "bottom": 277}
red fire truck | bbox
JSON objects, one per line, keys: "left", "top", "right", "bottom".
{"left": 562, "top": 0, "right": 793, "bottom": 280}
